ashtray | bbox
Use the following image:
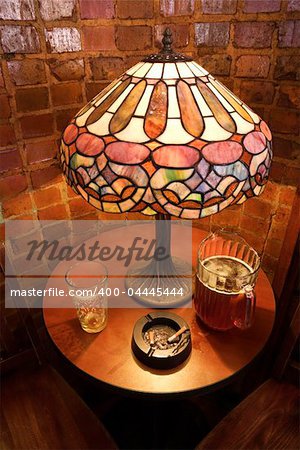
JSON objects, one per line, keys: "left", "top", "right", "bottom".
{"left": 132, "top": 312, "right": 191, "bottom": 369}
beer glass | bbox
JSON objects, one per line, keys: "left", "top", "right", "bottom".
{"left": 194, "top": 230, "right": 260, "bottom": 331}
{"left": 65, "top": 261, "right": 108, "bottom": 333}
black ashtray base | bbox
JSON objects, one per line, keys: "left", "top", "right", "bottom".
{"left": 132, "top": 312, "right": 191, "bottom": 370}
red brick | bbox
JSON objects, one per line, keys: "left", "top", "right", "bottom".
{"left": 243, "top": 0, "right": 280, "bottom": 12}
{"left": 0, "top": 148, "right": 22, "bottom": 172}
{"left": 239, "top": 230, "right": 265, "bottom": 254}
{"left": 90, "top": 57, "right": 124, "bottom": 80}
{"left": 211, "top": 205, "right": 241, "bottom": 228}
{"left": 272, "top": 136, "right": 299, "bottom": 160}
{"left": 98, "top": 211, "right": 126, "bottom": 221}
{"left": 45, "top": 28, "right": 81, "bottom": 53}
{"left": 262, "top": 254, "right": 278, "bottom": 274}
{"left": 202, "top": 0, "right": 237, "bottom": 14}
{"left": 38, "top": 204, "right": 68, "bottom": 220}
{"left": 195, "top": 22, "right": 230, "bottom": 47}
{"left": 2, "top": 192, "right": 33, "bottom": 218}
{"left": 80, "top": 0, "right": 114, "bottom": 18}
{"left": 67, "top": 185, "right": 78, "bottom": 199}
{"left": 234, "top": 22, "right": 275, "bottom": 48}
{"left": 0, "top": 67, "right": 4, "bottom": 88}
{"left": 48, "top": 59, "right": 84, "bottom": 82}
{"left": 251, "top": 105, "right": 265, "bottom": 118}
{"left": 279, "top": 21, "right": 300, "bottom": 48}
{"left": 33, "top": 185, "right": 62, "bottom": 208}
{"left": 117, "top": 0, "right": 153, "bottom": 18}
{"left": 16, "top": 87, "right": 49, "bottom": 112}
{"left": 277, "top": 85, "right": 300, "bottom": 109}
{"left": 243, "top": 198, "right": 274, "bottom": 220}
{"left": 0, "top": 224, "right": 4, "bottom": 242}
{"left": 0, "top": 0, "right": 35, "bottom": 19}
{"left": 116, "top": 26, "right": 152, "bottom": 51}
{"left": 51, "top": 82, "right": 82, "bottom": 106}
{"left": 199, "top": 54, "right": 231, "bottom": 75}
{"left": 274, "top": 203, "right": 291, "bottom": 227}
{"left": 0, "top": 173, "right": 28, "bottom": 200}
{"left": 7, "top": 60, "right": 46, "bottom": 86}
{"left": 40, "top": 0, "right": 76, "bottom": 20}
{"left": 240, "top": 214, "right": 270, "bottom": 238}
{"left": 269, "top": 205, "right": 292, "bottom": 240}
{"left": 287, "top": 0, "right": 300, "bottom": 11}
{"left": 0, "top": 94, "right": 11, "bottom": 119}
{"left": 279, "top": 185, "right": 297, "bottom": 206}
{"left": 160, "top": 0, "right": 194, "bottom": 16}
{"left": 83, "top": 26, "right": 115, "bottom": 51}
{"left": 69, "top": 197, "right": 96, "bottom": 217}
{"left": 26, "top": 140, "right": 56, "bottom": 165}
{"left": 55, "top": 108, "right": 79, "bottom": 132}
{"left": 0, "top": 25, "right": 40, "bottom": 53}
{"left": 283, "top": 166, "right": 300, "bottom": 186}
{"left": 30, "top": 165, "right": 62, "bottom": 189}
{"left": 193, "top": 216, "right": 211, "bottom": 231}
{"left": 6, "top": 216, "right": 37, "bottom": 239}
{"left": 123, "top": 55, "right": 146, "bottom": 71}
{"left": 74, "top": 212, "right": 98, "bottom": 220}
{"left": 265, "top": 238, "right": 283, "bottom": 260}
{"left": 235, "top": 55, "right": 270, "bottom": 78}
{"left": 86, "top": 82, "right": 110, "bottom": 101}
{"left": 269, "top": 161, "right": 285, "bottom": 184}
{"left": 261, "top": 181, "right": 280, "bottom": 204}
{"left": 55, "top": 107, "right": 78, "bottom": 131}
{"left": 269, "top": 109, "right": 299, "bottom": 135}
{"left": 155, "top": 24, "right": 189, "bottom": 48}
{"left": 20, "top": 114, "right": 54, "bottom": 139}
{"left": 274, "top": 56, "right": 300, "bottom": 81}
{"left": 240, "top": 81, "right": 275, "bottom": 105}
{"left": 0, "top": 123, "right": 16, "bottom": 147}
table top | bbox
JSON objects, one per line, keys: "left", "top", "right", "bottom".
{"left": 43, "top": 227, "right": 276, "bottom": 398}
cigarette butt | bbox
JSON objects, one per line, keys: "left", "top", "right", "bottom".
{"left": 149, "top": 330, "right": 155, "bottom": 346}
{"left": 168, "top": 326, "right": 187, "bottom": 343}
{"left": 157, "top": 342, "right": 166, "bottom": 350}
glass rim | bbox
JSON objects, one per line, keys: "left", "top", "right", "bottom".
{"left": 65, "top": 261, "right": 108, "bottom": 289}
{"left": 198, "top": 231, "right": 261, "bottom": 280}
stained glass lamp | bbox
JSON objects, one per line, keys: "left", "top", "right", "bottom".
{"left": 59, "top": 29, "right": 272, "bottom": 304}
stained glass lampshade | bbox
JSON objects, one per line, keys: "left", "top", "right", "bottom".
{"left": 59, "top": 29, "right": 272, "bottom": 305}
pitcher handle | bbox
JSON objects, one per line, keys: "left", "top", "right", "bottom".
{"left": 234, "top": 284, "right": 256, "bottom": 330}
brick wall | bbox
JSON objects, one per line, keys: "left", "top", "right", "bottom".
{"left": 0, "top": 0, "right": 299, "bottom": 282}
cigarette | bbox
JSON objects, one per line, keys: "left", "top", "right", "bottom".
{"left": 149, "top": 330, "right": 155, "bottom": 346}
{"left": 167, "top": 326, "right": 187, "bottom": 343}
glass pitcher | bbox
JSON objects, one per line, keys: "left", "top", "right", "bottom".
{"left": 194, "top": 230, "right": 260, "bottom": 331}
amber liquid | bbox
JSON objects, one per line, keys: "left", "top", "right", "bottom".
{"left": 194, "top": 256, "right": 253, "bottom": 331}
{"left": 75, "top": 303, "right": 107, "bottom": 333}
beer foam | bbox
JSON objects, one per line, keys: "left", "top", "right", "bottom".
{"left": 199, "top": 256, "right": 254, "bottom": 294}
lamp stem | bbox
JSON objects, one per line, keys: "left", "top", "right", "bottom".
{"left": 126, "top": 213, "right": 192, "bottom": 306}
{"left": 155, "top": 213, "right": 171, "bottom": 260}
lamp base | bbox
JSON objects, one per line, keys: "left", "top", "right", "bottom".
{"left": 125, "top": 256, "right": 193, "bottom": 307}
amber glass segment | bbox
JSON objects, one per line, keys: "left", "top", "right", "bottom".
{"left": 197, "top": 80, "right": 236, "bottom": 133}
{"left": 145, "top": 81, "right": 167, "bottom": 139}
{"left": 210, "top": 78, "right": 253, "bottom": 124}
{"left": 110, "top": 80, "right": 146, "bottom": 134}
{"left": 77, "top": 78, "right": 121, "bottom": 118}
{"left": 86, "top": 78, "right": 131, "bottom": 126}
{"left": 177, "top": 80, "right": 203, "bottom": 137}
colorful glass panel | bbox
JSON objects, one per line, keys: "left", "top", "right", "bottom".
{"left": 145, "top": 81, "right": 167, "bottom": 139}
{"left": 60, "top": 58, "right": 273, "bottom": 219}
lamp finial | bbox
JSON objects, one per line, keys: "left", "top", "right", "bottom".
{"left": 161, "top": 28, "right": 173, "bottom": 53}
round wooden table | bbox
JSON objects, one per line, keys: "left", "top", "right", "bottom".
{"left": 43, "top": 228, "right": 276, "bottom": 398}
